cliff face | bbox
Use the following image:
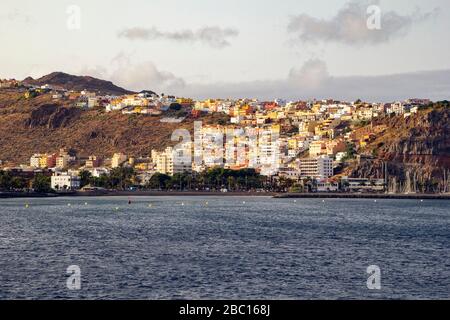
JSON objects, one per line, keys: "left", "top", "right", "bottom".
{"left": 25, "top": 104, "right": 82, "bottom": 129}
{"left": 376, "top": 108, "right": 449, "bottom": 161}
{"left": 348, "top": 107, "right": 450, "bottom": 192}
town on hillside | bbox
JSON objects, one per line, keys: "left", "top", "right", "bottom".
{"left": 0, "top": 77, "right": 448, "bottom": 195}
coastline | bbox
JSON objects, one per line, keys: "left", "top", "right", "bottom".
{"left": 274, "top": 193, "right": 450, "bottom": 200}
{"left": 0, "top": 190, "right": 276, "bottom": 199}
{"left": 1, "top": 190, "right": 450, "bottom": 200}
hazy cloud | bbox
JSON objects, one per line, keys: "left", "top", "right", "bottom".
{"left": 288, "top": 59, "right": 330, "bottom": 90}
{"left": 80, "top": 53, "right": 185, "bottom": 93}
{"left": 80, "top": 57, "right": 450, "bottom": 102}
{"left": 176, "top": 60, "right": 450, "bottom": 102}
{"left": 117, "top": 26, "right": 239, "bottom": 48}
{"left": 288, "top": 0, "right": 438, "bottom": 45}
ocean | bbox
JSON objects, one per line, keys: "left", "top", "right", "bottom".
{"left": 0, "top": 196, "right": 448, "bottom": 299}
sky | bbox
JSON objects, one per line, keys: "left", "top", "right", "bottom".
{"left": 1, "top": 0, "right": 449, "bottom": 101}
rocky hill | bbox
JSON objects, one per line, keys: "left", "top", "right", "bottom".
{"left": 0, "top": 88, "right": 226, "bottom": 165}
{"left": 347, "top": 104, "right": 450, "bottom": 193}
{"left": 22, "top": 72, "right": 135, "bottom": 96}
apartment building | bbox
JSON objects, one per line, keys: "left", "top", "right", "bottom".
{"left": 85, "top": 156, "right": 101, "bottom": 168}
{"left": 56, "top": 155, "right": 69, "bottom": 169}
{"left": 299, "top": 156, "right": 333, "bottom": 179}
{"left": 30, "top": 153, "right": 57, "bottom": 169}
{"left": 152, "top": 144, "right": 192, "bottom": 176}
{"left": 309, "top": 141, "right": 327, "bottom": 157}
{"left": 111, "top": 153, "right": 127, "bottom": 168}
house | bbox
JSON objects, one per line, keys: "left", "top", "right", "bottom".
{"left": 316, "top": 179, "right": 339, "bottom": 192}
{"left": 111, "top": 153, "right": 127, "bottom": 168}
{"left": 51, "top": 172, "right": 80, "bottom": 191}
{"left": 85, "top": 156, "right": 101, "bottom": 168}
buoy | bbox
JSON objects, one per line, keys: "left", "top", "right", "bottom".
{"left": 205, "top": 201, "right": 208, "bottom": 205}
{"left": 181, "top": 202, "right": 184, "bottom": 206}
{"left": 148, "top": 204, "right": 152, "bottom": 207}
{"left": 25, "top": 204, "right": 29, "bottom": 208}
{"left": 85, "top": 202, "right": 88, "bottom": 206}
{"left": 294, "top": 200, "right": 297, "bottom": 203}
{"left": 68, "top": 203, "right": 71, "bottom": 207}
{"left": 115, "top": 207, "right": 119, "bottom": 211}
{"left": 243, "top": 201, "right": 246, "bottom": 204}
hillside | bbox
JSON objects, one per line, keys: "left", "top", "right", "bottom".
{"left": 0, "top": 89, "right": 225, "bottom": 164}
{"left": 347, "top": 104, "right": 450, "bottom": 192}
{"left": 22, "top": 72, "right": 136, "bottom": 96}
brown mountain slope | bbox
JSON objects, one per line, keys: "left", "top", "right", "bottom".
{"left": 22, "top": 72, "right": 136, "bottom": 96}
{"left": 0, "top": 89, "right": 225, "bottom": 164}
{"left": 347, "top": 105, "right": 450, "bottom": 192}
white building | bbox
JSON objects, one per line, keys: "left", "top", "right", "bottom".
{"left": 51, "top": 172, "right": 80, "bottom": 191}
{"left": 316, "top": 179, "right": 339, "bottom": 192}
{"left": 152, "top": 143, "right": 192, "bottom": 176}
{"left": 30, "top": 154, "right": 41, "bottom": 168}
{"left": 85, "top": 167, "right": 110, "bottom": 178}
{"left": 299, "top": 156, "right": 333, "bottom": 179}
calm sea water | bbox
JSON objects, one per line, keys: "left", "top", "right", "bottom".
{"left": 0, "top": 196, "right": 448, "bottom": 300}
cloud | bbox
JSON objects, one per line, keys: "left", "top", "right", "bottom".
{"left": 80, "top": 57, "right": 450, "bottom": 102}
{"left": 117, "top": 26, "right": 239, "bottom": 48}
{"left": 80, "top": 53, "right": 185, "bottom": 94}
{"left": 176, "top": 60, "right": 450, "bottom": 102}
{"left": 287, "top": 0, "right": 438, "bottom": 45}
{"left": 288, "top": 59, "right": 330, "bottom": 90}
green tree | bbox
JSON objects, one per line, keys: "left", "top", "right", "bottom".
{"left": 32, "top": 174, "right": 51, "bottom": 193}
{"left": 109, "top": 167, "right": 135, "bottom": 189}
{"left": 147, "top": 173, "right": 171, "bottom": 190}
{"left": 0, "top": 171, "right": 12, "bottom": 190}
{"left": 79, "top": 170, "right": 92, "bottom": 188}
{"left": 10, "top": 176, "right": 27, "bottom": 190}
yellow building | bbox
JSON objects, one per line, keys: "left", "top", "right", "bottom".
{"left": 111, "top": 153, "right": 127, "bottom": 168}
{"left": 309, "top": 141, "right": 327, "bottom": 157}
